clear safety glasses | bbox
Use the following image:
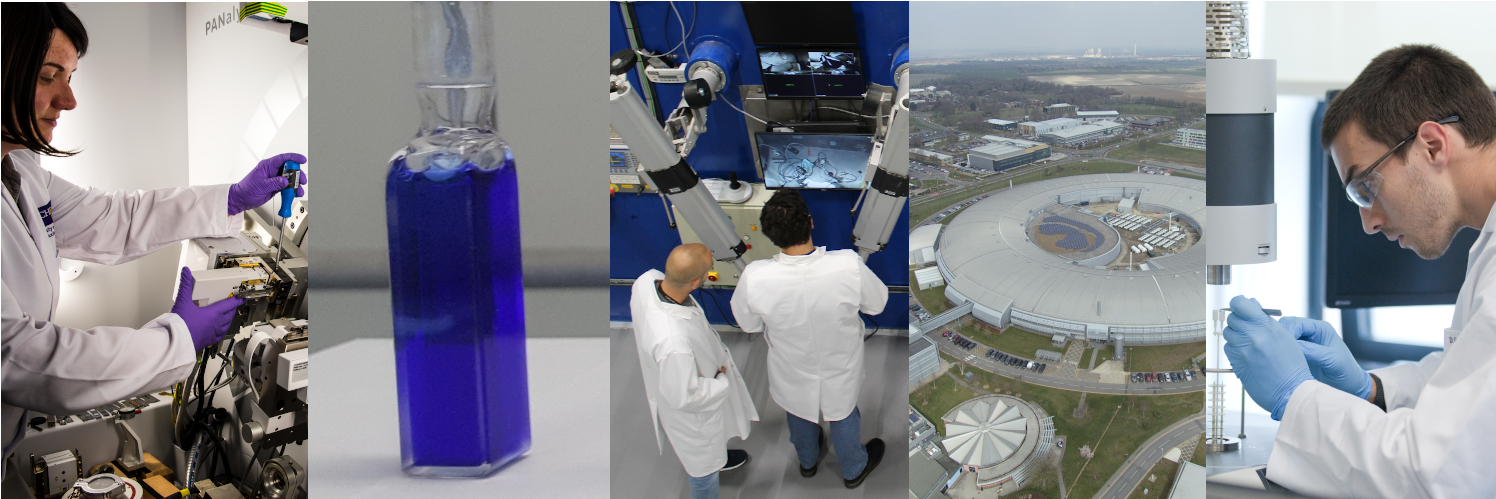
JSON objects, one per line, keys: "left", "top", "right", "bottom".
{"left": 1345, "top": 115, "right": 1461, "bottom": 209}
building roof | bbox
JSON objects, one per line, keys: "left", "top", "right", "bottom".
{"left": 909, "top": 449, "right": 952, "bottom": 499}
{"left": 1169, "top": 462, "right": 1206, "bottom": 499}
{"left": 969, "top": 139, "right": 1049, "bottom": 160}
{"left": 1042, "top": 121, "right": 1123, "bottom": 140}
{"left": 937, "top": 173, "right": 1206, "bottom": 327}
{"left": 941, "top": 395, "right": 1039, "bottom": 469}
{"left": 986, "top": 118, "right": 1016, "bottom": 126}
{"left": 915, "top": 267, "right": 945, "bottom": 288}
{"left": 911, "top": 224, "right": 943, "bottom": 252}
{"left": 910, "top": 148, "right": 955, "bottom": 161}
{"left": 1077, "top": 110, "right": 1120, "bottom": 117}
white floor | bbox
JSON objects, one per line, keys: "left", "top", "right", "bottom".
{"left": 611, "top": 327, "right": 909, "bottom": 499}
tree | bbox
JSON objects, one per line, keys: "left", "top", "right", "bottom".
{"left": 1079, "top": 445, "right": 1095, "bottom": 460}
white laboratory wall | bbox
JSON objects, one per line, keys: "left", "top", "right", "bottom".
{"left": 42, "top": 3, "right": 188, "bottom": 330}
{"left": 184, "top": 2, "right": 309, "bottom": 189}
{"left": 1260, "top": 2, "right": 1496, "bottom": 93}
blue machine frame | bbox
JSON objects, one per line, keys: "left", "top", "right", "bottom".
{"left": 609, "top": 1, "right": 910, "bottom": 327}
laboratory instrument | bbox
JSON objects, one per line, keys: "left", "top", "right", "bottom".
{"left": 385, "top": 1, "right": 529, "bottom": 477}
{"left": 1205, "top": 0, "right": 1276, "bottom": 285}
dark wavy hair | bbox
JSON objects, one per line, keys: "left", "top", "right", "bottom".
{"left": 2, "top": 3, "right": 89, "bottom": 157}
{"left": 762, "top": 189, "right": 813, "bottom": 248}
{"left": 1322, "top": 45, "right": 1496, "bottom": 161}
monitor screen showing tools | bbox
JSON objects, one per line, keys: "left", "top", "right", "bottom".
{"left": 758, "top": 49, "right": 865, "bottom": 99}
{"left": 756, "top": 133, "right": 871, "bottom": 189}
{"left": 740, "top": 1, "right": 859, "bottom": 47}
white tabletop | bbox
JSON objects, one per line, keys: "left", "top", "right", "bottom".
{"left": 308, "top": 337, "right": 608, "bottom": 497}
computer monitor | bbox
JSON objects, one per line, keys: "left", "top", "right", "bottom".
{"left": 756, "top": 132, "right": 871, "bottom": 189}
{"left": 758, "top": 48, "right": 865, "bottom": 99}
{"left": 740, "top": 1, "right": 859, "bottom": 47}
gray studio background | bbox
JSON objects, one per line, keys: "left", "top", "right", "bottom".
{"left": 309, "top": 2, "right": 607, "bottom": 350}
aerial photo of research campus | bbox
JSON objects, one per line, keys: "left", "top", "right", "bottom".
{"left": 907, "top": 3, "right": 1206, "bottom": 499}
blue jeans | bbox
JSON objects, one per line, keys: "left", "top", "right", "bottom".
{"left": 688, "top": 471, "right": 719, "bottom": 499}
{"left": 786, "top": 406, "right": 867, "bottom": 480}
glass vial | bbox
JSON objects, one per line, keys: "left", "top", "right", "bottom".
{"left": 386, "top": 1, "right": 530, "bottom": 478}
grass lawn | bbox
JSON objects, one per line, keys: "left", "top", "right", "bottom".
{"left": 910, "top": 366, "right": 1206, "bottom": 499}
{"left": 934, "top": 202, "right": 979, "bottom": 226}
{"left": 911, "top": 161, "right": 1140, "bottom": 222}
{"left": 1173, "top": 172, "right": 1205, "bottom": 181}
{"left": 1189, "top": 434, "right": 1206, "bottom": 466}
{"left": 910, "top": 270, "right": 951, "bottom": 315}
{"left": 1124, "top": 341, "right": 1206, "bottom": 372}
{"left": 1126, "top": 458, "right": 1182, "bottom": 499}
{"left": 959, "top": 323, "right": 1062, "bottom": 359}
{"left": 1113, "top": 103, "right": 1189, "bottom": 116}
{"left": 1108, "top": 135, "right": 1206, "bottom": 168}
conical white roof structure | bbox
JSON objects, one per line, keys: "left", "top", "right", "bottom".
{"left": 941, "top": 398, "right": 1028, "bottom": 466}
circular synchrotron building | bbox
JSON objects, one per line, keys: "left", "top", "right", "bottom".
{"left": 933, "top": 173, "right": 1207, "bottom": 345}
{"left": 941, "top": 395, "right": 1055, "bottom": 490}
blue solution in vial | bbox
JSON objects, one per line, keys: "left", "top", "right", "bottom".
{"left": 386, "top": 145, "right": 530, "bottom": 477}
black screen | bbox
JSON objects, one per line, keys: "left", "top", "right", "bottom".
{"left": 758, "top": 49, "right": 864, "bottom": 99}
{"left": 756, "top": 133, "right": 871, "bottom": 189}
{"left": 740, "top": 1, "right": 859, "bottom": 47}
{"left": 1321, "top": 90, "right": 1478, "bottom": 308}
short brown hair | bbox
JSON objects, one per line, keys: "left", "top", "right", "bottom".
{"left": 1321, "top": 45, "right": 1496, "bottom": 158}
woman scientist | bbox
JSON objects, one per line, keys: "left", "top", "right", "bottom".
{"left": 0, "top": 3, "right": 307, "bottom": 463}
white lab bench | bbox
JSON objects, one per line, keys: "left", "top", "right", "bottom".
{"left": 307, "top": 337, "right": 608, "bottom": 497}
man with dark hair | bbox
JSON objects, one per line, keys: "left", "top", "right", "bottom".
{"left": 730, "top": 190, "right": 889, "bottom": 489}
{"left": 630, "top": 244, "right": 757, "bottom": 499}
{"left": 1221, "top": 44, "right": 1496, "bottom": 497}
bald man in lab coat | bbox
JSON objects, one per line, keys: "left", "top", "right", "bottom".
{"left": 630, "top": 243, "right": 757, "bottom": 499}
{"left": 730, "top": 189, "right": 888, "bottom": 489}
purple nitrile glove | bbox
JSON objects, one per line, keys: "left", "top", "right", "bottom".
{"left": 171, "top": 267, "right": 244, "bottom": 351}
{"left": 227, "top": 152, "right": 308, "bottom": 215}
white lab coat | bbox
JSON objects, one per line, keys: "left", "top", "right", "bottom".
{"left": 630, "top": 270, "right": 758, "bottom": 478}
{"left": 730, "top": 247, "right": 887, "bottom": 422}
{"left": 1266, "top": 201, "right": 1496, "bottom": 498}
{"left": 1, "top": 150, "right": 242, "bottom": 460}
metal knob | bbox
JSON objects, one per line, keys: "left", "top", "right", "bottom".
{"left": 242, "top": 421, "right": 264, "bottom": 444}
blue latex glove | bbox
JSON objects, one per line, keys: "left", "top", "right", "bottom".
{"left": 1281, "top": 316, "right": 1373, "bottom": 399}
{"left": 227, "top": 153, "right": 308, "bottom": 215}
{"left": 1222, "top": 296, "right": 1316, "bottom": 420}
{"left": 170, "top": 267, "right": 244, "bottom": 351}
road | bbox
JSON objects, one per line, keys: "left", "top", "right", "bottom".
{"left": 1093, "top": 412, "right": 1206, "bottom": 499}
{"left": 934, "top": 336, "right": 1206, "bottom": 395}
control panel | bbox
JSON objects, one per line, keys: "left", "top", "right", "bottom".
{"left": 674, "top": 183, "right": 782, "bottom": 286}
{"left": 609, "top": 138, "right": 654, "bottom": 194}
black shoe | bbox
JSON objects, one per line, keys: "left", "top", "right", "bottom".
{"left": 843, "top": 438, "right": 885, "bottom": 489}
{"left": 722, "top": 449, "right": 750, "bottom": 472}
{"left": 799, "top": 430, "right": 825, "bottom": 478}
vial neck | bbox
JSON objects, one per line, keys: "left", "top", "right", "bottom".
{"left": 417, "top": 84, "right": 496, "bottom": 133}
{"left": 412, "top": 2, "right": 497, "bottom": 133}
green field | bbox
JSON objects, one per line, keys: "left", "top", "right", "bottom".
{"left": 910, "top": 270, "right": 950, "bottom": 315}
{"left": 1109, "top": 135, "right": 1207, "bottom": 168}
{"left": 1124, "top": 341, "right": 1206, "bottom": 373}
{"left": 1113, "top": 103, "right": 1188, "bottom": 116}
{"left": 1190, "top": 434, "right": 1205, "bottom": 466}
{"left": 958, "top": 324, "right": 1062, "bottom": 359}
{"left": 911, "top": 161, "right": 1140, "bottom": 222}
{"left": 1127, "top": 458, "right": 1182, "bottom": 499}
{"left": 910, "top": 368, "right": 1205, "bottom": 499}
{"left": 1029, "top": 69, "right": 1206, "bottom": 77}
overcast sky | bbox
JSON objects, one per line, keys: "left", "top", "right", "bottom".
{"left": 912, "top": 2, "right": 1203, "bottom": 59}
